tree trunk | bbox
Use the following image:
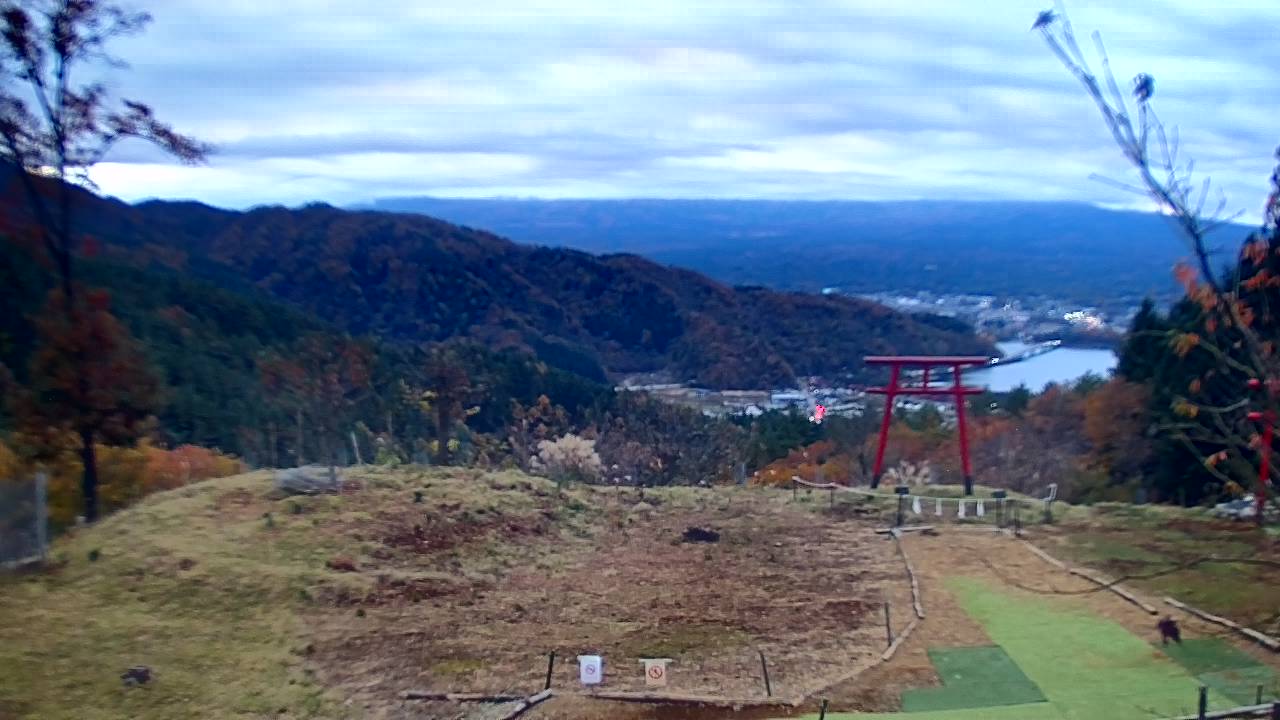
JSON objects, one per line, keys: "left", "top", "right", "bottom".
{"left": 295, "top": 408, "right": 305, "bottom": 465}
{"left": 269, "top": 422, "right": 278, "bottom": 468}
{"left": 80, "top": 428, "right": 99, "bottom": 523}
{"left": 436, "top": 405, "right": 453, "bottom": 466}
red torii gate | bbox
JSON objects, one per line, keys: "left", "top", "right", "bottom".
{"left": 865, "top": 356, "right": 990, "bottom": 496}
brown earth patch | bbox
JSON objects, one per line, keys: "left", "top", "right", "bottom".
{"left": 211, "top": 487, "right": 258, "bottom": 518}
{"left": 300, "top": 486, "right": 906, "bottom": 719}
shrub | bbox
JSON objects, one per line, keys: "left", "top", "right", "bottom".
{"left": 529, "top": 434, "right": 602, "bottom": 485}
{"left": 0, "top": 437, "right": 243, "bottom": 527}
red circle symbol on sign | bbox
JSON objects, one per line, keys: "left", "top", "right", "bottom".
{"left": 585, "top": 666, "right": 596, "bottom": 676}
{"left": 647, "top": 665, "right": 664, "bottom": 679}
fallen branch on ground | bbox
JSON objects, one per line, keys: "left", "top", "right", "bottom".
{"left": 1013, "top": 540, "right": 1159, "bottom": 614}
{"left": 881, "top": 617, "right": 920, "bottom": 661}
{"left": 496, "top": 689, "right": 553, "bottom": 720}
{"left": 579, "top": 691, "right": 794, "bottom": 707}
{"left": 890, "top": 529, "right": 926, "bottom": 619}
{"left": 875, "top": 525, "right": 935, "bottom": 534}
{"left": 401, "top": 691, "right": 526, "bottom": 702}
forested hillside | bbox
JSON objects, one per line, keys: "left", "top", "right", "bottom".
{"left": 3, "top": 171, "right": 993, "bottom": 389}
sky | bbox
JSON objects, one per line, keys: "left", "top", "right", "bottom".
{"left": 79, "top": 0, "right": 1280, "bottom": 218}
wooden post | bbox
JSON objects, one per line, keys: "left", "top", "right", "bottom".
{"left": 545, "top": 650, "right": 555, "bottom": 690}
{"left": 1259, "top": 684, "right": 1265, "bottom": 705}
{"left": 1197, "top": 686, "right": 1207, "bottom": 719}
{"left": 34, "top": 472, "right": 48, "bottom": 560}
{"left": 829, "top": 486, "right": 834, "bottom": 508}
{"left": 350, "top": 431, "right": 363, "bottom": 465}
{"left": 792, "top": 479, "right": 797, "bottom": 501}
{"left": 758, "top": 650, "right": 772, "bottom": 697}
{"left": 884, "top": 601, "right": 893, "bottom": 647}
{"left": 819, "top": 698, "right": 829, "bottom": 720}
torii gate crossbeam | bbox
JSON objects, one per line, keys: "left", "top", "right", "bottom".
{"left": 864, "top": 356, "right": 989, "bottom": 496}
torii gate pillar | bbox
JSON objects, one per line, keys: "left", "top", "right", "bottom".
{"left": 865, "top": 356, "right": 989, "bottom": 496}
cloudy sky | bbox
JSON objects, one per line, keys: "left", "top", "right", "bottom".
{"left": 83, "top": 0, "right": 1278, "bottom": 217}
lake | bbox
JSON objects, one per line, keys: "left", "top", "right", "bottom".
{"left": 966, "top": 341, "right": 1117, "bottom": 392}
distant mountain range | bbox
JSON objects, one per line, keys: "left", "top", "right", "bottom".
{"left": 362, "top": 198, "right": 1254, "bottom": 305}
{"left": 1, "top": 171, "right": 993, "bottom": 389}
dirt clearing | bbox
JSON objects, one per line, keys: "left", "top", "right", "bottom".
{"left": 298, "top": 472, "right": 907, "bottom": 719}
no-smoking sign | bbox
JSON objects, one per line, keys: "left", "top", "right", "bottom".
{"left": 640, "top": 658, "right": 671, "bottom": 687}
{"left": 578, "top": 655, "right": 602, "bottom": 685}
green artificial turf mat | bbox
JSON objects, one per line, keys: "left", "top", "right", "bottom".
{"left": 1199, "top": 666, "right": 1278, "bottom": 706}
{"left": 793, "top": 579, "right": 1244, "bottom": 719}
{"left": 947, "top": 578, "right": 1237, "bottom": 719}
{"left": 1159, "top": 637, "right": 1277, "bottom": 705}
{"left": 1160, "top": 638, "right": 1264, "bottom": 675}
{"left": 1167, "top": 635, "right": 1264, "bottom": 676}
{"left": 901, "top": 646, "right": 1046, "bottom": 712}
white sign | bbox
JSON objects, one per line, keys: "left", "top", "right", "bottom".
{"left": 640, "top": 658, "right": 671, "bottom": 687}
{"left": 578, "top": 655, "right": 602, "bottom": 685}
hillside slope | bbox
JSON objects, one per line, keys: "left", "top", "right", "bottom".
{"left": 0, "top": 468, "right": 906, "bottom": 720}
{"left": 1, "top": 170, "right": 993, "bottom": 388}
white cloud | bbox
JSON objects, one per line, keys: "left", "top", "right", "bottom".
{"left": 75, "top": 0, "right": 1280, "bottom": 211}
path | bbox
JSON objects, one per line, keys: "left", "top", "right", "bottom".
{"left": 804, "top": 530, "right": 1280, "bottom": 719}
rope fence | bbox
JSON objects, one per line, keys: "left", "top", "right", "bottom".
{"left": 790, "top": 477, "right": 1057, "bottom": 526}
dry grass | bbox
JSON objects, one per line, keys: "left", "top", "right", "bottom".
{"left": 1036, "top": 503, "right": 1280, "bottom": 636}
{"left": 0, "top": 467, "right": 905, "bottom": 720}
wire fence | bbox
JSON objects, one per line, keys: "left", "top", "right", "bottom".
{"left": 0, "top": 473, "right": 48, "bottom": 568}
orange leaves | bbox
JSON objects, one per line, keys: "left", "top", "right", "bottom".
{"left": 1173, "top": 262, "right": 1199, "bottom": 293}
{"left": 1171, "top": 332, "right": 1200, "bottom": 357}
{"left": 1243, "top": 238, "right": 1270, "bottom": 266}
{"left": 1, "top": 438, "right": 243, "bottom": 527}
{"left": 1082, "top": 380, "right": 1150, "bottom": 456}
{"left": 144, "top": 444, "right": 244, "bottom": 491}
{"left": 752, "top": 440, "right": 853, "bottom": 487}
{"left": 1242, "top": 269, "right": 1272, "bottom": 292}
{"left": 1191, "top": 286, "right": 1218, "bottom": 312}
{"left": 1234, "top": 301, "right": 1256, "bottom": 328}
{"left": 1188, "top": 378, "right": 1203, "bottom": 394}
{"left": 1172, "top": 398, "right": 1199, "bottom": 418}
{"left": 1205, "top": 450, "right": 1229, "bottom": 468}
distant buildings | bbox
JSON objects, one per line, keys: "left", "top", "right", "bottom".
{"left": 849, "top": 289, "right": 1131, "bottom": 339}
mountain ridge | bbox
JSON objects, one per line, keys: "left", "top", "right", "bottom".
{"left": 1, "top": 172, "right": 994, "bottom": 389}
{"left": 362, "top": 197, "right": 1252, "bottom": 303}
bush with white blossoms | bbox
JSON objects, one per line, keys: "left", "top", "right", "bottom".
{"left": 883, "top": 460, "right": 932, "bottom": 487}
{"left": 529, "top": 433, "right": 603, "bottom": 485}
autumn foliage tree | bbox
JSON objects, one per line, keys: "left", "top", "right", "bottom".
{"left": 507, "top": 394, "right": 570, "bottom": 470}
{"left": 8, "top": 289, "right": 158, "bottom": 520}
{"left": 261, "top": 334, "right": 372, "bottom": 471}
{"left": 1038, "top": 7, "right": 1280, "bottom": 517}
{"left": 418, "top": 346, "right": 477, "bottom": 466}
{"left": 0, "top": 0, "right": 207, "bottom": 521}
